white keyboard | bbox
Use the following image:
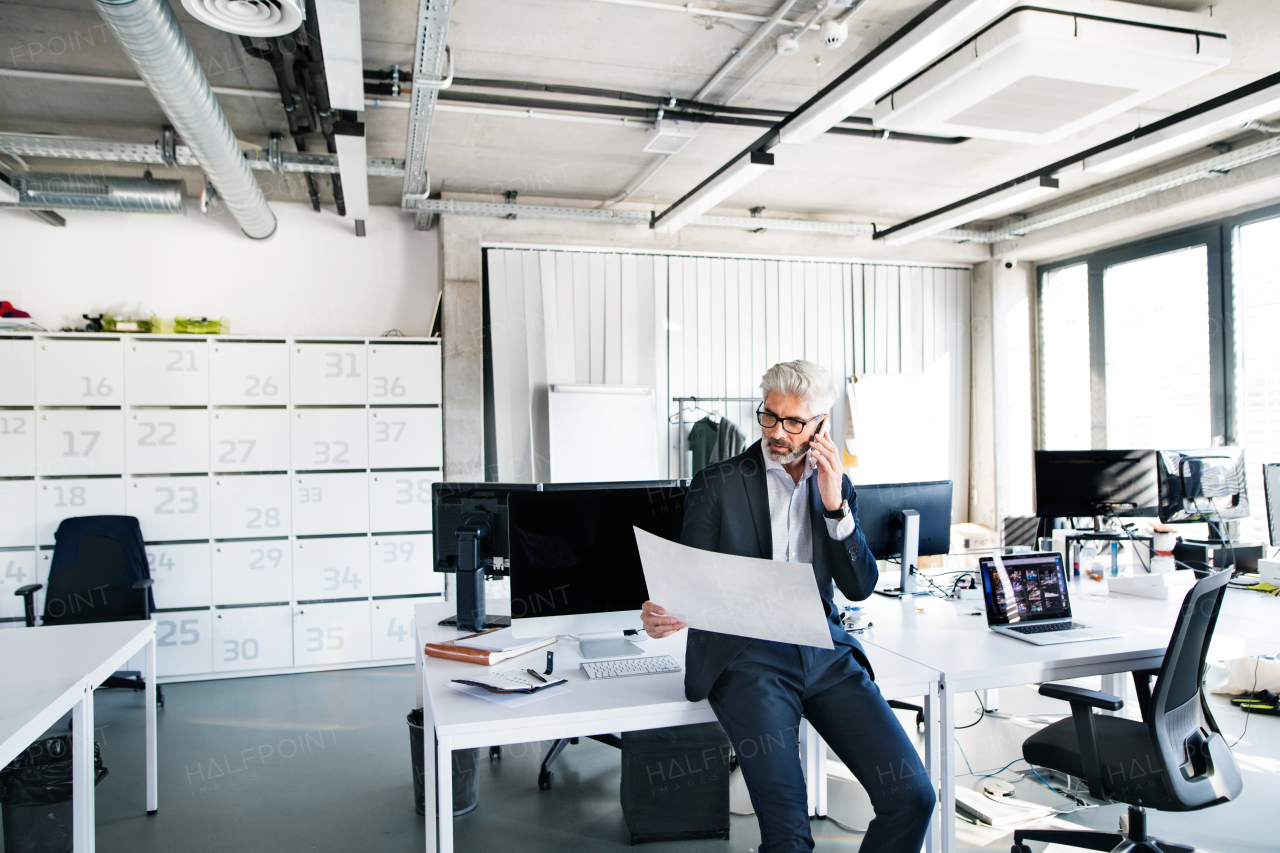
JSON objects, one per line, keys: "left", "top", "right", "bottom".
{"left": 580, "top": 655, "right": 683, "bottom": 679}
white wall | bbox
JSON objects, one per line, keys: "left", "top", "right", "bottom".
{"left": 1, "top": 202, "right": 438, "bottom": 337}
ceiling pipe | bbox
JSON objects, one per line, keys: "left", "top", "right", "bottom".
{"left": 695, "top": 0, "right": 804, "bottom": 102}
{"left": 0, "top": 172, "right": 187, "bottom": 214}
{"left": 91, "top": 0, "right": 276, "bottom": 239}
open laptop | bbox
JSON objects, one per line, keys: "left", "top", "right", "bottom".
{"left": 977, "top": 552, "right": 1122, "bottom": 645}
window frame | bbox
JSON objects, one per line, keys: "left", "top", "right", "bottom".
{"left": 1033, "top": 206, "right": 1280, "bottom": 450}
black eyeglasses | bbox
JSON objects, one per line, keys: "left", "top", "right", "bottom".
{"left": 756, "top": 406, "right": 823, "bottom": 435}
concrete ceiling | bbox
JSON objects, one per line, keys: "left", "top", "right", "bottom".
{"left": 1, "top": 0, "right": 1278, "bottom": 230}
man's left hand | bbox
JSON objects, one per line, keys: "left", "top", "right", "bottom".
{"left": 809, "top": 430, "right": 845, "bottom": 511}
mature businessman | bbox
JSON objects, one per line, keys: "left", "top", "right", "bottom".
{"left": 642, "top": 360, "right": 935, "bottom": 853}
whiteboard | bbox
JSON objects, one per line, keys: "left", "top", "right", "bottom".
{"left": 548, "top": 384, "right": 659, "bottom": 483}
{"left": 848, "top": 355, "right": 952, "bottom": 486}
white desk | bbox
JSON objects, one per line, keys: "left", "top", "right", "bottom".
{"left": 0, "top": 621, "right": 158, "bottom": 853}
{"left": 852, "top": 580, "right": 1280, "bottom": 853}
{"left": 412, "top": 601, "right": 943, "bottom": 853}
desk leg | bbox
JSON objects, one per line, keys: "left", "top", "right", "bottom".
{"left": 145, "top": 636, "right": 158, "bottom": 814}
{"left": 1099, "top": 673, "right": 1123, "bottom": 717}
{"left": 800, "top": 719, "right": 815, "bottom": 817}
{"left": 923, "top": 682, "right": 940, "bottom": 853}
{"left": 815, "top": 732, "right": 827, "bottom": 819}
{"left": 939, "top": 677, "right": 954, "bottom": 853}
{"left": 437, "top": 737, "right": 454, "bottom": 853}
{"left": 73, "top": 686, "right": 95, "bottom": 853}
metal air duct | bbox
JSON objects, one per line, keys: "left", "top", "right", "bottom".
{"left": 1, "top": 172, "right": 187, "bottom": 213}
{"left": 92, "top": 0, "right": 276, "bottom": 239}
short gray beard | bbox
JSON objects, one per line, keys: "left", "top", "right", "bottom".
{"left": 764, "top": 438, "right": 805, "bottom": 465}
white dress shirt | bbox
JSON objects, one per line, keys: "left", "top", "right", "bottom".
{"left": 760, "top": 438, "right": 856, "bottom": 563}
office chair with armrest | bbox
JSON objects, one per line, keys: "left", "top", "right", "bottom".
{"left": 1011, "top": 570, "right": 1240, "bottom": 853}
{"left": 15, "top": 516, "right": 164, "bottom": 707}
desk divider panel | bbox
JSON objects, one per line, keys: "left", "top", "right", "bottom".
{"left": 0, "top": 333, "right": 443, "bottom": 681}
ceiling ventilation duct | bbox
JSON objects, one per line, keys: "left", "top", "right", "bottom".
{"left": 1, "top": 172, "right": 187, "bottom": 213}
{"left": 872, "top": 1, "right": 1229, "bottom": 144}
{"left": 180, "top": 0, "right": 305, "bottom": 37}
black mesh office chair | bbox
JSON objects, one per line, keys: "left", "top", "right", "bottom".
{"left": 14, "top": 515, "right": 164, "bottom": 706}
{"left": 1011, "top": 571, "right": 1241, "bottom": 853}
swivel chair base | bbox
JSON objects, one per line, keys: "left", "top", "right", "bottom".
{"left": 1013, "top": 805, "right": 1205, "bottom": 853}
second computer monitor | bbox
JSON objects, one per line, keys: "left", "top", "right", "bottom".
{"left": 855, "top": 480, "right": 953, "bottom": 559}
{"left": 1034, "top": 450, "right": 1159, "bottom": 518}
{"left": 1265, "top": 462, "right": 1280, "bottom": 548}
{"left": 507, "top": 484, "right": 686, "bottom": 655}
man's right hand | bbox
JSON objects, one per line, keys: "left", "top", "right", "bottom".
{"left": 641, "top": 600, "right": 685, "bottom": 639}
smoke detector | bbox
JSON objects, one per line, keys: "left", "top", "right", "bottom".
{"left": 776, "top": 32, "right": 800, "bottom": 56}
{"left": 181, "top": 0, "right": 305, "bottom": 37}
{"left": 819, "top": 19, "right": 848, "bottom": 49}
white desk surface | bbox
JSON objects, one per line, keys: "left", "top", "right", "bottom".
{"left": 0, "top": 621, "right": 156, "bottom": 768}
{"left": 414, "top": 600, "right": 941, "bottom": 745}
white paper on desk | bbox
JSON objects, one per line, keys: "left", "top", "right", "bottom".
{"left": 633, "top": 527, "right": 833, "bottom": 649}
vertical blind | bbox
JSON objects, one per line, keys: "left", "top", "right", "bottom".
{"left": 486, "top": 248, "right": 972, "bottom": 521}
{"left": 1234, "top": 217, "right": 1280, "bottom": 544}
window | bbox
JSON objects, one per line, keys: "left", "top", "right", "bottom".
{"left": 1234, "top": 216, "right": 1280, "bottom": 544}
{"left": 1038, "top": 263, "right": 1089, "bottom": 450}
{"left": 1038, "top": 204, "right": 1280, "bottom": 544}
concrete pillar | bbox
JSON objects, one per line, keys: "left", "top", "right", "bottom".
{"left": 438, "top": 215, "right": 485, "bottom": 480}
{"left": 970, "top": 261, "right": 998, "bottom": 529}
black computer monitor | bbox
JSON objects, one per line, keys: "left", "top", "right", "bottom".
{"left": 1265, "top": 463, "right": 1280, "bottom": 548}
{"left": 432, "top": 482, "right": 540, "bottom": 631}
{"left": 1034, "top": 450, "right": 1159, "bottom": 518}
{"left": 1157, "top": 447, "right": 1250, "bottom": 526}
{"left": 507, "top": 483, "right": 686, "bottom": 658}
{"left": 856, "top": 480, "right": 952, "bottom": 597}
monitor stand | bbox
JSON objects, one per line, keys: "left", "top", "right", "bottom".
{"left": 437, "top": 527, "right": 510, "bottom": 631}
{"left": 578, "top": 633, "right": 645, "bottom": 659}
{"left": 438, "top": 614, "right": 510, "bottom": 629}
{"left": 876, "top": 509, "right": 931, "bottom": 598}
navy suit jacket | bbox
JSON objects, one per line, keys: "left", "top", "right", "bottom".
{"left": 679, "top": 441, "right": 879, "bottom": 702}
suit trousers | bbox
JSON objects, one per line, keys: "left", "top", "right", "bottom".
{"left": 707, "top": 638, "right": 935, "bottom": 853}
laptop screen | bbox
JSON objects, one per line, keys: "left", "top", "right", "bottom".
{"left": 979, "top": 553, "right": 1072, "bottom": 625}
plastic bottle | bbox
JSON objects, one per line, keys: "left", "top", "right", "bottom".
{"left": 1110, "top": 541, "right": 1120, "bottom": 575}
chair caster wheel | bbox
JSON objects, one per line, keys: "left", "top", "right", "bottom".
{"left": 538, "top": 770, "right": 553, "bottom": 789}
{"left": 489, "top": 746, "right": 502, "bottom": 760}
{"left": 1011, "top": 844, "right": 1032, "bottom": 853}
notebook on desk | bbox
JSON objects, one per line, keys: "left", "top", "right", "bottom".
{"left": 978, "top": 552, "right": 1122, "bottom": 645}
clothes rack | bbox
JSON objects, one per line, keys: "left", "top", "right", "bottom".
{"left": 672, "top": 396, "right": 759, "bottom": 478}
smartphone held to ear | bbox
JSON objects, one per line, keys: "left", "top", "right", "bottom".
{"left": 807, "top": 416, "right": 830, "bottom": 470}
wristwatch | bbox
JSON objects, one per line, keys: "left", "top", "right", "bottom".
{"left": 822, "top": 500, "right": 849, "bottom": 520}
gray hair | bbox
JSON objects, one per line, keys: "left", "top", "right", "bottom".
{"left": 759, "top": 360, "right": 837, "bottom": 415}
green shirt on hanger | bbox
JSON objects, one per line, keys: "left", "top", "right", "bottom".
{"left": 688, "top": 418, "right": 719, "bottom": 475}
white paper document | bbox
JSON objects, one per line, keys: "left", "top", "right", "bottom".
{"left": 633, "top": 527, "right": 834, "bottom": 649}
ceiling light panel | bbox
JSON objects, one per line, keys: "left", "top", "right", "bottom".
{"left": 881, "top": 175, "right": 1059, "bottom": 245}
{"left": 652, "top": 151, "right": 773, "bottom": 234}
{"left": 873, "top": 6, "right": 1229, "bottom": 145}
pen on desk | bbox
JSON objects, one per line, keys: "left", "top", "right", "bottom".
{"left": 525, "top": 668, "right": 548, "bottom": 683}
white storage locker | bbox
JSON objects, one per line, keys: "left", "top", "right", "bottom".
{"left": 367, "top": 343, "right": 440, "bottom": 405}
{"left": 35, "top": 339, "right": 124, "bottom": 406}
{"left": 209, "top": 342, "right": 289, "bottom": 405}
{"left": 369, "top": 472, "right": 439, "bottom": 533}
{"left": 0, "top": 550, "right": 37, "bottom": 620}
{"left": 368, "top": 408, "right": 441, "bottom": 469}
{"left": 0, "top": 411, "right": 35, "bottom": 477}
{"left": 292, "top": 600, "right": 371, "bottom": 666}
{"left": 210, "top": 409, "right": 289, "bottom": 473}
{"left": 211, "top": 539, "right": 291, "bottom": 605}
{"left": 125, "top": 340, "right": 209, "bottom": 406}
{"left": 0, "top": 480, "right": 36, "bottom": 547}
{"left": 0, "top": 338, "right": 35, "bottom": 406}
{"left": 212, "top": 605, "right": 293, "bottom": 671}
{"left": 36, "top": 410, "right": 125, "bottom": 476}
{"left": 211, "top": 474, "right": 290, "bottom": 539}
{"left": 126, "top": 409, "right": 210, "bottom": 474}
{"left": 370, "top": 597, "right": 423, "bottom": 659}
{"left": 291, "top": 409, "right": 368, "bottom": 470}
{"left": 127, "top": 475, "right": 211, "bottom": 542}
{"left": 292, "top": 472, "right": 368, "bottom": 536}
{"left": 293, "top": 536, "right": 369, "bottom": 601}
{"left": 153, "top": 610, "right": 213, "bottom": 676}
{"left": 291, "top": 343, "right": 367, "bottom": 405}
{"left": 36, "top": 478, "right": 125, "bottom": 545}
{"left": 369, "top": 534, "right": 440, "bottom": 597}
{"left": 146, "top": 542, "right": 212, "bottom": 610}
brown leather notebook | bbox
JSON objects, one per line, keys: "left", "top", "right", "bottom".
{"left": 423, "top": 630, "right": 557, "bottom": 666}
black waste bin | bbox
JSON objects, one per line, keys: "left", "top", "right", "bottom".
{"left": 0, "top": 734, "right": 108, "bottom": 853}
{"left": 407, "top": 710, "right": 479, "bottom": 817}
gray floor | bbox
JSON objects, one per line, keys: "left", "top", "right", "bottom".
{"left": 5, "top": 662, "right": 1277, "bottom": 853}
